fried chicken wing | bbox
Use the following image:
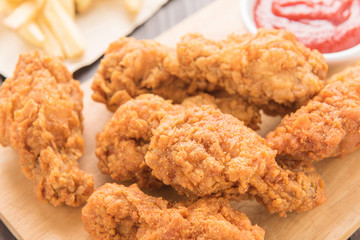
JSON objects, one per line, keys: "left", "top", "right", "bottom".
{"left": 96, "top": 94, "right": 178, "bottom": 188}
{"left": 174, "top": 29, "right": 327, "bottom": 114}
{"left": 145, "top": 105, "right": 326, "bottom": 216}
{"left": 0, "top": 51, "right": 94, "bottom": 206}
{"left": 82, "top": 183, "right": 265, "bottom": 240}
{"left": 266, "top": 63, "right": 360, "bottom": 162}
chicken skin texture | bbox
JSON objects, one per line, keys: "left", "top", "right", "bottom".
{"left": 96, "top": 93, "right": 261, "bottom": 187}
{"left": 174, "top": 29, "right": 327, "bottom": 114}
{"left": 91, "top": 36, "right": 261, "bottom": 129}
{"left": 91, "top": 37, "right": 219, "bottom": 112}
{"left": 0, "top": 51, "right": 94, "bottom": 206}
{"left": 145, "top": 106, "right": 326, "bottom": 216}
{"left": 266, "top": 63, "right": 360, "bottom": 162}
{"left": 96, "top": 94, "right": 179, "bottom": 188}
{"left": 182, "top": 93, "right": 261, "bottom": 130}
{"left": 91, "top": 29, "right": 326, "bottom": 117}
{"left": 82, "top": 183, "right": 265, "bottom": 240}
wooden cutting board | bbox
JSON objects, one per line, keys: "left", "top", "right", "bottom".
{"left": 1, "top": 0, "right": 360, "bottom": 239}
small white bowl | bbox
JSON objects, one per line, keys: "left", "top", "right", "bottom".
{"left": 239, "top": 0, "right": 360, "bottom": 71}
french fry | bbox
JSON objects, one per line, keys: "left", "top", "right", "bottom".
{"left": 0, "top": 0, "right": 5, "bottom": 13}
{"left": 2, "top": 0, "right": 42, "bottom": 30}
{"left": 5, "top": 0, "right": 26, "bottom": 5}
{"left": 37, "top": 16, "right": 64, "bottom": 57}
{"left": 2, "top": 0, "right": 93, "bottom": 59}
{"left": 18, "top": 21, "right": 45, "bottom": 47}
{"left": 3, "top": 0, "right": 24, "bottom": 10}
{"left": 74, "top": 0, "right": 92, "bottom": 14}
{"left": 43, "top": 0, "right": 84, "bottom": 58}
{"left": 1, "top": 0, "right": 18, "bottom": 15}
{"left": 59, "top": 0, "right": 75, "bottom": 19}
{"left": 124, "top": 0, "right": 142, "bottom": 14}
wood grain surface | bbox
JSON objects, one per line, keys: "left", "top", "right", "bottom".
{"left": 0, "top": 0, "right": 215, "bottom": 239}
{"left": 1, "top": 0, "right": 360, "bottom": 239}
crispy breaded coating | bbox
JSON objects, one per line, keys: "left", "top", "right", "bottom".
{"left": 182, "top": 93, "right": 261, "bottom": 130}
{"left": 266, "top": 63, "right": 360, "bottom": 161}
{"left": 91, "top": 37, "right": 210, "bottom": 112}
{"left": 145, "top": 106, "right": 326, "bottom": 216}
{"left": 93, "top": 29, "right": 327, "bottom": 115}
{"left": 82, "top": 183, "right": 265, "bottom": 240}
{"left": 0, "top": 51, "right": 94, "bottom": 206}
{"left": 96, "top": 93, "right": 260, "bottom": 186}
{"left": 92, "top": 29, "right": 327, "bottom": 118}
{"left": 91, "top": 37, "right": 261, "bottom": 128}
{"left": 250, "top": 158, "right": 325, "bottom": 215}
{"left": 96, "top": 94, "right": 179, "bottom": 188}
{"left": 174, "top": 29, "right": 327, "bottom": 114}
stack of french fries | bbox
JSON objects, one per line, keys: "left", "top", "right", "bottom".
{"left": 0, "top": 0, "right": 142, "bottom": 59}
{"left": 0, "top": 0, "right": 94, "bottom": 58}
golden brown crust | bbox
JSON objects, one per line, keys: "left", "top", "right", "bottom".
{"left": 96, "top": 94, "right": 178, "bottom": 188}
{"left": 146, "top": 105, "right": 271, "bottom": 197}
{"left": 266, "top": 63, "right": 360, "bottom": 161}
{"left": 96, "top": 93, "right": 260, "bottom": 187}
{"left": 145, "top": 105, "right": 326, "bottom": 216}
{"left": 182, "top": 93, "right": 261, "bottom": 130}
{"left": 249, "top": 158, "right": 326, "bottom": 216}
{"left": 82, "top": 183, "right": 265, "bottom": 240}
{"left": 96, "top": 92, "right": 260, "bottom": 187}
{"left": 93, "top": 28, "right": 328, "bottom": 116}
{"left": 0, "top": 51, "right": 94, "bottom": 206}
{"left": 91, "top": 37, "right": 199, "bottom": 112}
{"left": 173, "top": 29, "right": 327, "bottom": 114}
{"left": 92, "top": 29, "right": 327, "bottom": 125}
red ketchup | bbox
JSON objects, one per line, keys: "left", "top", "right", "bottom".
{"left": 254, "top": 0, "right": 360, "bottom": 53}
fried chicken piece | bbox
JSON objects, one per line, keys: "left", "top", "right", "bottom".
{"left": 0, "top": 51, "right": 94, "bottom": 206}
{"left": 90, "top": 36, "right": 260, "bottom": 129}
{"left": 174, "top": 29, "right": 327, "bottom": 114}
{"left": 266, "top": 63, "right": 360, "bottom": 161}
{"left": 250, "top": 158, "right": 325, "bottom": 215}
{"left": 145, "top": 105, "right": 326, "bottom": 216}
{"left": 96, "top": 95, "right": 325, "bottom": 215}
{"left": 82, "top": 183, "right": 265, "bottom": 240}
{"left": 97, "top": 93, "right": 261, "bottom": 186}
{"left": 91, "top": 37, "right": 217, "bottom": 112}
{"left": 92, "top": 29, "right": 327, "bottom": 117}
{"left": 96, "top": 94, "right": 180, "bottom": 188}
{"left": 182, "top": 93, "right": 261, "bottom": 130}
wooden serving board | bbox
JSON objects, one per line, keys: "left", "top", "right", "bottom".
{"left": 1, "top": 0, "right": 360, "bottom": 239}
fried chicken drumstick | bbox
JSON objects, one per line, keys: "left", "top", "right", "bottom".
{"left": 0, "top": 51, "right": 94, "bottom": 206}
{"left": 92, "top": 28, "right": 327, "bottom": 117}
{"left": 145, "top": 105, "right": 326, "bottom": 216}
{"left": 82, "top": 183, "right": 265, "bottom": 240}
{"left": 266, "top": 63, "right": 360, "bottom": 162}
